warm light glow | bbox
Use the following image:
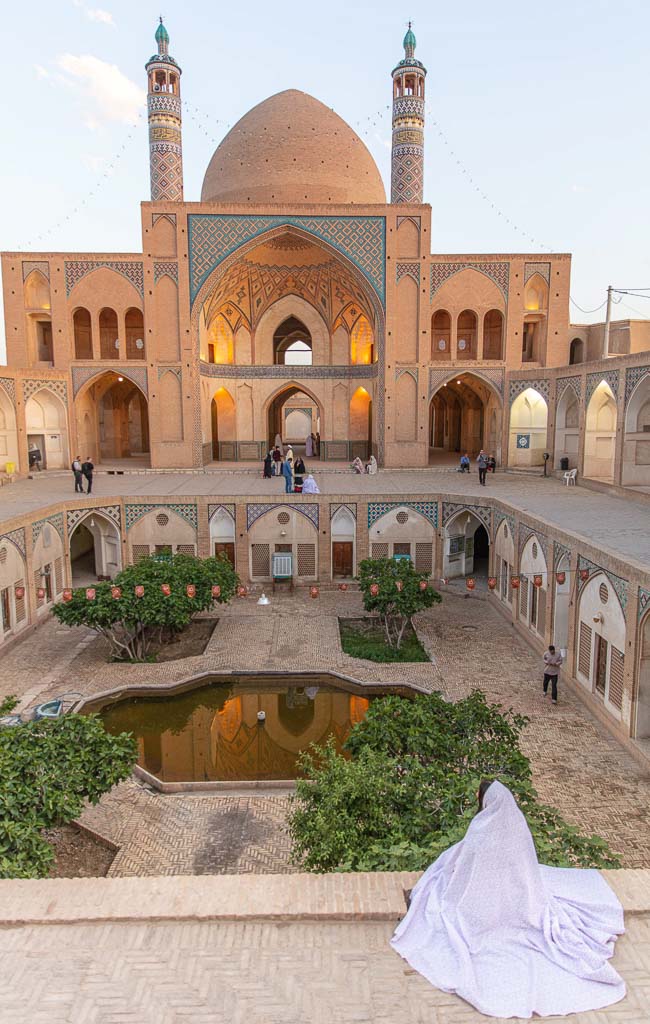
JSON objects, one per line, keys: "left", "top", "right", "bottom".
{"left": 117, "top": 376, "right": 124, "bottom": 382}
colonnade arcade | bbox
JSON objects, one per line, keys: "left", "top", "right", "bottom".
{"left": 428, "top": 372, "right": 502, "bottom": 464}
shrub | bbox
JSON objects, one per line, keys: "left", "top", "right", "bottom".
{"left": 357, "top": 557, "right": 441, "bottom": 649}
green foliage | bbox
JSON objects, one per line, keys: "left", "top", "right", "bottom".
{"left": 339, "top": 621, "right": 430, "bottom": 663}
{"left": 0, "top": 715, "right": 137, "bottom": 878}
{"left": 288, "top": 691, "right": 620, "bottom": 873}
{"left": 52, "top": 553, "right": 239, "bottom": 661}
{"left": 0, "top": 695, "right": 18, "bottom": 715}
{"left": 357, "top": 557, "right": 441, "bottom": 649}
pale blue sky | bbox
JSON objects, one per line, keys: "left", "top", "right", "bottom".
{"left": 2, "top": 0, "right": 649, "bottom": 359}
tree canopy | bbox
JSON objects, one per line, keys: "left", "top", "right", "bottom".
{"left": 357, "top": 557, "right": 441, "bottom": 649}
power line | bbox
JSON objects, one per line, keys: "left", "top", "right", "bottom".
{"left": 569, "top": 297, "right": 606, "bottom": 315}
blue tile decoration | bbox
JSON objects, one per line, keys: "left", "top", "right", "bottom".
{"left": 66, "top": 506, "right": 121, "bottom": 535}
{"left": 441, "top": 502, "right": 491, "bottom": 534}
{"left": 0, "top": 527, "right": 26, "bottom": 558}
{"left": 624, "top": 365, "right": 650, "bottom": 407}
{"left": 639, "top": 587, "right": 650, "bottom": 622}
{"left": 369, "top": 501, "right": 438, "bottom": 529}
{"left": 518, "top": 523, "right": 548, "bottom": 562}
{"left": 556, "top": 375, "right": 582, "bottom": 404}
{"left": 577, "top": 554, "right": 628, "bottom": 611}
{"left": 153, "top": 262, "right": 178, "bottom": 285}
{"left": 208, "top": 503, "right": 236, "bottom": 523}
{"left": 509, "top": 379, "right": 550, "bottom": 405}
{"left": 516, "top": 434, "right": 530, "bottom": 449}
{"left": 32, "top": 512, "right": 65, "bottom": 547}
{"left": 586, "top": 370, "right": 619, "bottom": 405}
{"left": 553, "top": 541, "right": 572, "bottom": 570}
{"left": 125, "top": 503, "right": 198, "bottom": 532}
{"left": 188, "top": 215, "right": 386, "bottom": 304}
{"left": 246, "top": 503, "right": 319, "bottom": 531}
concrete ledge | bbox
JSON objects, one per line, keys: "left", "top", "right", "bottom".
{"left": 0, "top": 869, "right": 648, "bottom": 926}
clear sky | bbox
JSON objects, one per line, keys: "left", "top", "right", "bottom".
{"left": 2, "top": 0, "right": 649, "bottom": 360}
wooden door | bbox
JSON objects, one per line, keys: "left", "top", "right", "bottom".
{"left": 1, "top": 588, "right": 10, "bottom": 632}
{"left": 214, "top": 542, "right": 235, "bottom": 568}
{"left": 332, "top": 541, "right": 353, "bottom": 577}
{"left": 595, "top": 635, "right": 608, "bottom": 695}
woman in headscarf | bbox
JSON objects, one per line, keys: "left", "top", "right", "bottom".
{"left": 391, "top": 780, "right": 625, "bottom": 1018}
{"left": 306, "top": 434, "right": 314, "bottom": 457}
{"left": 293, "top": 455, "right": 306, "bottom": 492}
{"left": 302, "top": 474, "right": 320, "bottom": 494}
{"left": 351, "top": 457, "right": 364, "bottom": 474}
{"left": 263, "top": 451, "right": 273, "bottom": 478}
{"left": 366, "top": 454, "right": 378, "bottom": 475}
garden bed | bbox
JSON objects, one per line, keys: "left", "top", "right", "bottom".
{"left": 137, "top": 617, "right": 218, "bottom": 662}
{"left": 339, "top": 617, "right": 429, "bottom": 663}
{"left": 45, "top": 824, "right": 116, "bottom": 878}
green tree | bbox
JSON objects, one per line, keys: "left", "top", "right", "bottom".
{"left": 0, "top": 715, "right": 137, "bottom": 878}
{"left": 288, "top": 691, "right": 620, "bottom": 873}
{"left": 357, "top": 557, "right": 441, "bottom": 649}
{"left": 52, "top": 553, "right": 238, "bottom": 661}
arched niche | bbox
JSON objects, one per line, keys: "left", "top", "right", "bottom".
{"left": 248, "top": 507, "right": 318, "bottom": 582}
{"left": 622, "top": 374, "right": 650, "bottom": 488}
{"left": 99, "top": 308, "right": 119, "bottom": 360}
{"left": 508, "top": 388, "right": 548, "bottom": 467}
{"left": 431, "top": 310, "right": 451, "bottom": 361}
{"left": 519, "top": 536, "right": 548, "bottom": 637}
{"left": 210, "top": 507, "right": 235, "bottom": 567}
{"left": 255, "top": 296, "right": 328, "bottom": 365}
{"left": 350, "top": 316, "right": 374, "bottom": 365}
{"left": 636, "top": 610, "right": 650, "bottom": 738}
{"left": 128, "top": 508, "right": 197, "bottom": 562}
{"left": 483, "top": 309, "right": 504, "bottom": 360}
{"left": 569, "top": 338, "right": 584, "bottom": 365}
{"left": 494, "top": 520, "right": 515, "bottom": 604}
{"left": 211, "top": 387, "right": 236, "bottom": 460}
{"left": 395, "top": 373, "right": 417, "bottom": 441}
{"left": 429, "top": 372, "right": 502, "bottom": 463}
{"left": 155, "top": 274, "right": 180, "bottom": 361}
{"left": 584, "top": 380, "right": 617, "bottom": 481}
{"left": 125, "top": 308, "right": 145, "bottom": 360}
{"left": 370, "top": 506, "right": 435, "bottom": 576}
{"left": 24, "top": 270, "right": 51, "bottom": 310}
{"left": 349, "top": 386, "right": 372, "bottom": 455}
{"left": 0, "top": 388, "right": 19, "bottom": 473}
{"left": 331, "top": 506, "right": 356, "bottom": 578}
{"left": 553, "top": 553, "right": 571, "bottom": 652}
{"left": 273, "top": 316, "right": 312, "bottom": 366}
{"left": 32, "top": 522, "right": 65, "bottom": 609}
{"left": 73, "top": 308, "right": 93, "bottom": 360}
{"left": 395, "top": 275, "right": 418, "bottom": 362}
{"left": 159, "top": 372, "right": 183, "bottom": 442}
{"left": 69, "top": 512, "right": 121, "bottom": 585}
{"left": 456, "top": 310, "right": 478, "bottom": 360}
{"left": 554, "top": 387, "right": 580, "bottom": 470}
{"left": 442, "top": 509, "right": 489, "bottom": 581}
{"left": 0, "top": 539, "right": 28, "bottom": 641}
{"left": 576, "top": 572, "right": 626, "bottom": 717}
{"left": 25, "top": 389, "right": 69, "bottom": 470}
{"left": 396, "top": 217, "right": 419, "bottom": 257}
{"left": 75, "top": 371, "right": 150, "bottom": 464}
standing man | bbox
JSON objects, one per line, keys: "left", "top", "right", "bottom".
{"left": 71, "top": 455, "right": 84, "bottom": 493}
{"left": 82, "top": 456, "right": 94, "bottom": 495}
{"left": 543, "top": 645, "right": 563, "bottom": 704}
{"left": 281, "top": 456, "right": 293, "bottom": 494}
{"left": 476, "top": 450, "right": 488, "bottom": 486}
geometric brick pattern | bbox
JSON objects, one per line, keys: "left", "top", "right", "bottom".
{"left": 330, "top": 502, "right": 357, "bottom": 521}
{"left": 441, "top": 502, "right": 491, "bottom": 535}
{"left": 509, "top": 378, "right": 550, "bottom": 405}
{"left": 556, "top": 375, "right": 582, "bottom": 404}
{"left": 71, "top": 365, "right": 148, "bottom": 397}
{"left": 518, "top": 522, "right": 548, "bottom": 562}
{"left": 639, "top": 587, "right": 650, "bottom": 623}
{"left": 430, "top": 261, "right": 510, "bottom": 300}
{"left": 153, "top": 262, "right": 178, "bottom": 284}
{"left": 395, "top": 366, "right": 418, "bottom": 383}
{"left": 21, "top": 259, "right": 50, "bottom": 281}
{"left": 553, "top": 541, "right": 572, "bottom": 570}
{"left": 494, "top": 508, "right": 515, "bottom": 539}
{"left": 246, "top": 503, "right": 319, "bottom": 532}
{"left": 395, "top": 262, "right": 420, "bottom": 284}
{"left": 578, "top": 554, "right": 628, "bottom": 612}
{"left": 208, "top": 503, "right": 236, "bottom": 524}
{"left": 31, "top": 512, "right": 64, "bottom": 547}
{"left": 188, "top": 215, "right": 386, "bottom": 304}
{"left": 0, "top": 527, "right": 26, "bottom": 558}
{"left": 524, "top": 261, "right": 551, "bottom": 283}
{"left": 429, "top": 367, "right": 505, "bottom": 399}
{"left": 369, "top": 501, "right": 438, "bottom": 529}
{"left": 0, "top": 377, "right": 16, "bottom": 403}
{"left": 125, "top": 503, "right": 198, "bottom": 532}
{"left": 22, "top": 378, "right": 68, "bottom": 404}
{"left": 66, "top": 505, "right": 122, "bottom": 536}
{"left": 625, "top": 365, "right": 650, "bottom": 407}
{"left": 64, "top": 260, "right": 144, "bottom": 298}
{"left": 586, "top": 369, "right": 619, "bottom": 405}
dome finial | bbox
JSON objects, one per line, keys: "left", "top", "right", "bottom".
{"left": 155, "top": 16, "right": 170, "bottom": 55}
{"left": 403, "top": 20, "right": 416, "bottom": 59}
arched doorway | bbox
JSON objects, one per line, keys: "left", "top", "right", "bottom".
{"left": 69, "top": 512, "right": 121, "bottom": 586}
{"left": 636, "top": 611, "right": 650, "bottom": 739}
{"left": 211, "top": 387, "right": 236, "bottom": 461}
{"left": 584, "top": 380, "right": 616, "bottom": 481}
{"left": 273, "top": 317, "right": 312, "bottom": 365}
{"left": 0, "top": 387, "right": 19, "bottom": 473}
{"left": 267, "top": 384, "right": 322, "bottom": 457}
{"left": 331, "top": 506, "right": 356, "bottom": 578}
{"left": 210, "top": 507, "right": 236, "bottom": 566}
{"left": 508, "top": 387, "right": 548, "bottom": 467}
{"left": 25, "top": 388, "right": 69, "bottom": 469}
{"left": 429, "top": 373, "right": 501, "bottom": 465}
{"left": 74, "top": 371, "right": 150, "bottom": 465}
{"left": 569, "top": 338, "right": 584, "bottom": 365}
{"left": 623, "top": 373, "right": 650, "bottom": 488}
{"left": 443, "top": 510, "right": 489, "bottom": 582}
{"left": 554, "top": 387, "right": 580, "bottom": 470}
{"left": 519, "top": 535, "right": 548, "bottom": 638}
{"left": 576, "top": 572, "right": 626, "bottom": 716}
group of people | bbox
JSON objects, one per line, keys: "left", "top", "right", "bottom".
{"left": 71, "top": 455, "right": 94, "bottom": 494}
{"left": 459, "top": 449, "right": 496, "bottom": 485}
{"left": 351, "top": 454, "right": 377, "bottom": 475}
{"left": 263, "top": 436, "right": 319, "bottom": 494}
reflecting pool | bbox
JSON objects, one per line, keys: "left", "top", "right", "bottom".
{"left": 97, "top": 676, "right": 396, "bottom": 782}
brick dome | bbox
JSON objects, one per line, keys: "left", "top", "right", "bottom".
{"left": 200, "top": 90, "right": 386, "bottom": 205}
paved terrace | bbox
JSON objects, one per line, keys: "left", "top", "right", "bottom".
{"left": 1, "top": 466, "right": 650, "bottom": 573}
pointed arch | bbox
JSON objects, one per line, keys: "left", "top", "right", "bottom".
{"left": 508, "top": 387, "right": 548, "bottom": 467}
{"left": 25, "top": 388, "right": 69, "bottom": 470}
{"left": 554, "top": 385, "right": 580, "bottom": 469}
{"left": 584, "top": 380, "right": 617, "bottom": 481}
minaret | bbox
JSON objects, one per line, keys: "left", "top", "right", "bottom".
{"left": 390, "top": 23, "right": 427, "bottom": 203}
{"left": 145, "top": 18, "right": 184, "bottom": 202}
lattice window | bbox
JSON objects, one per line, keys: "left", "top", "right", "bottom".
{"left": 609, "top": 646, "right": 624, "bottom": 710}
{"left": 176, "top": 544, "right": 196, "bottom": 556}
{"left": 54, "top": 557, "right": 64, "bottom": 595}
{"left": 156, "top": 513, "right": 169, "bottom": 527}
{"left": 519, "top": 577, "right": 529, "bottom": 623}
{"left": 251, "top": 544, "right": 270, "bottom": 578}
{"left": 578, "top": 622, "right": 592, "bottom": 679}
{"left": 277, "top": 511, "right": 290, "bottom": 525}
{"left": 371, "top": 543, "right": 389, "bottom": 559}
{"left": 396, "top": 511, "right": 409, "bottom": 525}
{"left": 449, "top": 536, "right": 464, "bottom": 557}
{"left": 599, "top": 583, "right": 609, "bottom": 605}
{"left": 15, "top": 580, "right": 26, "bottom": 622}
{"left": 132, "top": 544, "right": 150, "bottom": 562}
{"left": 415, "top": 542, "right": 432, "bottom": 574}
{"left": 33, "top": 569, "right": 44, "bottom": 608}
{"left": 297, "top": 543, "right": 316, "bottom": 578}
{"left": 393, "top": 542, "right": 411, "bottom": 557}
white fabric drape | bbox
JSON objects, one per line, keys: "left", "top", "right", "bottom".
{"left": 391, "top": 781, "right": 625, "bottom": 1018}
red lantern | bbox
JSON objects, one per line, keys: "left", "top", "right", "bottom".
{"left": 186, "top": 584, "right": 196, "bottom": 599}
{"left": 419, "top": 580, "right": 428, "bottom": 592}
{"left": 36, "top": 587, "right": 46, "bottom": 600}
{"left": 310, "top": 586, "right": 319, "bottom": 599}
{"left": 533, "top": 574, "right": 543, "bottom": 588}
{"left": 161, "top": 583, "right": 171, "bottom": 596}
{"left": 134, "top": 585, "right": 144, "bottom": 598}
{"left": 62, "top": 588, "right": 72, "bottom": 602}
{"left": 14, "top": 585, "right": 25, "bottom": 600}
{"left": 396, "top": 580, "right": 404, "bottom": 592}
{"left": 511, "top": 576, "right": 520, "bottom": 590}
{"left": 466, "top": 577, "right": 476, "bottom": 591}
{"left": 86, "top": 587, "right": 96, "bottom": 601}
{"left": 579, "top": 568, "right": 589, "bottom": 582}
{"left": 237, "top": 585, "right": 247, "bottom": 598}
{"left": 338, "top": 582, "right": 348, "bottom": 592}
{"left": 370, "top": 582, "right": 379, "bottom": 597}
{"left": 111, "top": 586, "right": 121, "bottom": 600}
{"left": 487, "top": 577, "right": 497, "bottom": 590}
{"left": 556, "top": 571, "right": 566, "bottom": 586}
{"left": 211, "top": 584, "right": 221, "bottom": 598}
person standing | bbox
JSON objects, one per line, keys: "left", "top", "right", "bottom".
{"left": 272, "top": 446, "right": 282, "bottom": 476}
{"left": 293, "top": 455, "right": 306, "bottom": 492}
{"left": 71, "top": 456, "right": 84, "bottom": 493}
{"left": 305, "top": 434, "right": 313, "bottom": 457}
{"left": 476, "top": 450, "right": 488, "bottom": 486}
{"left": 543, "top": 645, "right": 563, "bottom": 704}
{"left": 281, "top": 456, "right": 293, "bottom": 494}
{"left": 81, "top": 456, "right": 94, "bottom": 495}
{"left": 263, "top": 451, "right": 273, "bottom": 478}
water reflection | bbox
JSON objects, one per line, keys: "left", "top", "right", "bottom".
{"left": 100, "top": 681, "right": 371, "bottom": 782}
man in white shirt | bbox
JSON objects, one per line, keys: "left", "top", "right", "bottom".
{"left": 543, "top": 645, "right": 563, "bottom": 704}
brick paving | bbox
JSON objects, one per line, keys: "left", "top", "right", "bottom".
{"left": 2, "top": 589, "right": 650, "bottom": 874}
{"left": 1, "top": 917, "right": 649, "bottom": 1024}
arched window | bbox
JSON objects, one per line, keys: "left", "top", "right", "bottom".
{"left": 456, "top": 310, "right": 477, "bottom": 360}
{"left": 483, "top": 310, "right": 504, "bottom": 360}
{"left": 99, "top": 308, "right": 119, "bottom": 360}
{"left": 273, "top": 317, "right": 312, "bottom": 365}
{"left": 569, "top": 338, "right": 584, "bottom": 365}
{"left": 125, "top": 308, "right": 145, "bottom": 360}
{"left": 350, "top": 316, "right": 373, "bottom": 365}
{"left": 73, "top": 308, "right": 93, "bottom": 360}
{"left": 431, "top": 310, "right": 451, "bottom": 361}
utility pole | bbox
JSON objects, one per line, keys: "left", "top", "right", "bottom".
{"left": 603, "top": 285, "right": 613, "bottom": 357}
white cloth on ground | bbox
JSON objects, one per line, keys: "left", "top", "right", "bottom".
{"left": 391, "top": 780, "right": 625, "bottom": 1018}
{"left": 302, "top": 474, "right": 320, "bottom": 494}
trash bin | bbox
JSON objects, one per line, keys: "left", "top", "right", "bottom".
{"left": 4, "top": 461, "right": 15, "bottom": 474}
{"left": 560, "top": 457, "right": 569, "bottom": 471}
